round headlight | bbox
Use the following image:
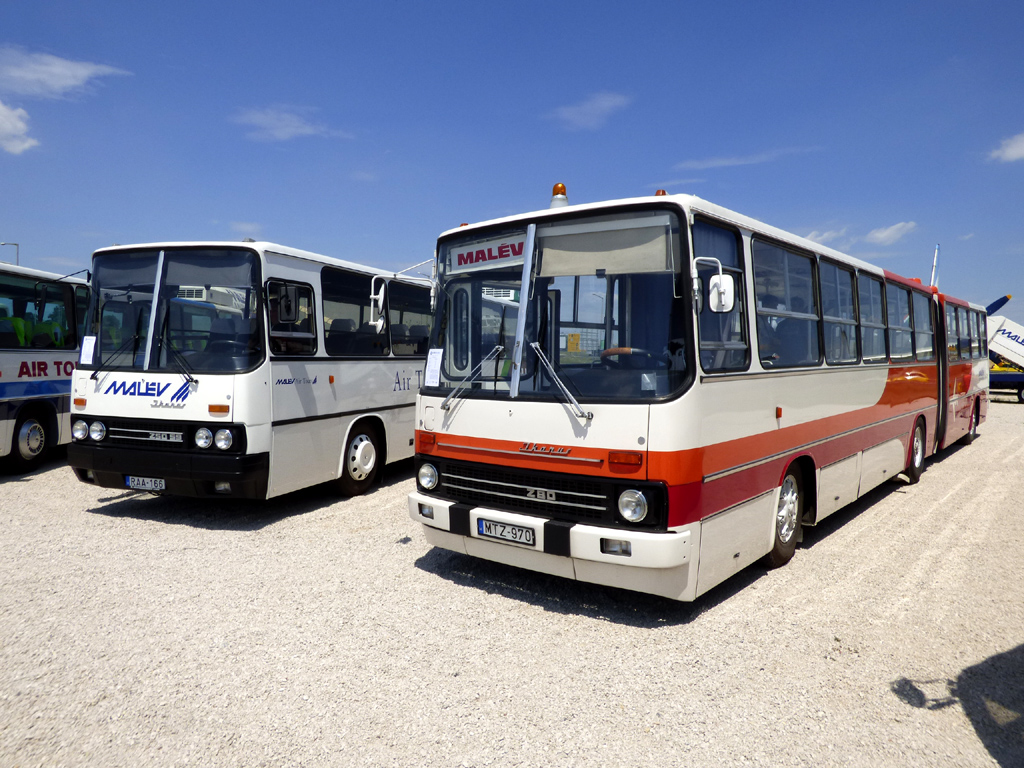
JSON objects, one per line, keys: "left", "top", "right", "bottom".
{"left": 195, "top": 428, "right": 213, "bottom": 449}
{"left": 72, "top": 420, "right": 89, "bottom": 441}
{"left": 418, "top": 463, "right": 439, "bottom": 490}
{"left": 617, "top": 490, "right": 648, "bottom": 522}
{"left": 89, "top": 421, "right": 106, "bottom": 441}
{"left": 214, "top": 429, "right": 233, "bottom": 450}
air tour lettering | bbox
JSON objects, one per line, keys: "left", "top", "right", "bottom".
{"left": 17, "top": 360, "right": 76, "bottom": 378}
{"left": 456, "top": 241, "right": 524, "bottom": 267}
{"left": 393, "top": 369, "right": 423, "bottom": 392}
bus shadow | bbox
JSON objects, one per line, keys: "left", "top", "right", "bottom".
{"left": 413, "top": 547, "right": 763, "bottom": 628}
{"left": 0, "top": 446, "right": 69, "bottom": 482}
{"left": 891, "top": 643, "right": 1024, "bottom": 767}
{"left": 86, "top": 458, "right": 417, "bottom": 531}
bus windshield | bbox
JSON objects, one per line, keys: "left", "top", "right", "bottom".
{"left": 86, "top": 247, "right": 263, "bottom": 374}
{"left": 431, "top": 209, "right": 693, "bottom": 402}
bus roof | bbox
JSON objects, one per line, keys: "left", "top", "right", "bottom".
{"left": 0, "top": 260, "right": 89, "bottom": 285}
{"left": 91, "top": 241, "right": 429, "bottom": 285}
{"left": 438, "top": 191, "right": 918, "bottom": 282}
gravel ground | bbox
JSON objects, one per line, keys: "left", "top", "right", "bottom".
{"left": 2, "top": 398, "right": 1023, "bottom": 768}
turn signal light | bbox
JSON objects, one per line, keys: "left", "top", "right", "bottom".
{"left": 209, "top": 404, "right": 230, "bottom": 415}
{"left": 608, "top": 451, "right": 643, "bottom": 467}
{"left": 74, "top": 398, "right": 87, "bottom": 407}
{"left": 417, "top": 431, "right": 436, "bottom": 452}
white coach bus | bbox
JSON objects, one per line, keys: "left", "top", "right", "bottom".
{"left": 67, "top": 241, "right": 431, "bottom": 499}
{"left": 408, "top": 186, "right": 987, "bottom": 602}
{"left": 1, "top": 262, "right": 90, "bottom": 470}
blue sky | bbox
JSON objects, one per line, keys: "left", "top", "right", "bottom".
{"left": 2, "top": 1, "right": 1023, "bottom": 321}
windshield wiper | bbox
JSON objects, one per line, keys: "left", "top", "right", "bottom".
{"left": 89, "top": 334, "right": 140, "bottom": 380}
{"left": 529, "top": 342, "right": 593, "bottom": 421}
{"left": 440, "top": 345, "right": 504, "bottom": 411}
{"left": 164, "top": 340, "right": 198, "bottom": 385}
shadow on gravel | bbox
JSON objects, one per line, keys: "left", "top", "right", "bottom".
{"left": 0, "top": 446, "right": 69, "bottom": 482}
{"left": 891, "top": 643, "right": 1024, "bottom": 767}
{"left": 413, "top": 547, "right": 763, "bottom": 628}
{"left": 85, "top": 458, "right": 416, "bottom": 531}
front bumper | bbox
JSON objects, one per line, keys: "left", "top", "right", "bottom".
{"left": 409, "top": 490, "right": 697, "bottom": 600}
{"left": 68, "top": 443, "right": 270, "bottom": 499}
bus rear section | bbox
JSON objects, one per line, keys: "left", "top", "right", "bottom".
{"left": 67, "top": 242, "right": 431, "bottom": 499}
{"left": 408, "top": 188, "right": 989, "bottom": 602}
{"left": 1, "top": 263, "right": 90, "bottom": 471}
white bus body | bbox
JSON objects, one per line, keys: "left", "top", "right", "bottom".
{"left": 0, "top": 262, "right": 90, "bottom": 470}
{"left": 409, "top": 190, "right": 988, "bottom": 601}
{"left": 68, "top": 242, "right": 431, "bottom": 499}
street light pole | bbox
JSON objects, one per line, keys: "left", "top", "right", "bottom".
{"left": 0, "top": 242, "right": 18, "bottom": 265}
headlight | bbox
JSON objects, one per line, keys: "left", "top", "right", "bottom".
{"left": 417, "top": 463, "right": 439, "bottom": 490}
{"left": 89, "top": 421, "right": 106, "bottom": 441}
{"left": 72, "top": 420, "right": 89, "bottom": 440}
{"left": 214, "top": 429, "right": 233, "bottom": 450}
{"left": 195, "top": 428, "right": 213, "bottom": 449}
{"left": 617, "top": 490, "right": 648, "bottom": 522}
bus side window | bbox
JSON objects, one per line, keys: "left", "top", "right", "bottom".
{"left": 957, "top": 306, "right": 971, "bottom": 359}
{"left": 978, "top": 312, "right": 988, "bottom": 358}
{"left": 753, "top": 239, "right": 820, "bottom": 368}
{"left": 267, "top": 280, "right": 316, "bottom": 356}
{"left": 820, "top": 261, "right": 857, "bottom": 364}
{"left": 945, "top": 304, "right": 959, "bottom": 362}
{"left": 969, "top": 310, "right": 980, "bottom": 358}
{"left": 694, "top": 219, "right": 748, "bottom": 372}
{"left": 75, "top": 286, "right": 90, "bottom": 346}
{"left": 321, "top": 267, "right": 388, "bottom": 357}
{"left": 858, "top": 275, "right": 887, "bottom": 364}
{"left": 886, "top": 283, "right": 913, "bottom": 362}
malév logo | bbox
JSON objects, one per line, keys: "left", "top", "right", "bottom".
{"left": 104, "top": 379, "right": 191, "bottom": 408}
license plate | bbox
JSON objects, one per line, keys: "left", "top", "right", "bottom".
{"left": 477, "top": 518, "right": 535, "bottom": 546}
{"left": 127, "top": 476, "right": 166, "bottom": 491}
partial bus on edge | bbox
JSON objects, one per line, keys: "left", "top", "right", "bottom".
{"left": 1, "top": 262, "right": 90, "bottom": 471}
{"left": 68, "top": 241, "right": 431, "bottom": 499}
{"left": 408, "top": 188, "right": 988, "bottom": 602}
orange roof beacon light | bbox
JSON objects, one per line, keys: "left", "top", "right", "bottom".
{"left": 655, "top": 189, "right": 668, "bottom": 196}
{"left": 550, "top": 183, "right": 569, "bottom": 209}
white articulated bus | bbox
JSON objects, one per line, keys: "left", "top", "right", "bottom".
{"left": 408, "top": 186, "right": 988, "bottom": 602}
{"left": 1, "top": 262, "right": 91, "bottom": 470}
{"left": 67, "top": 241, "right": 431, "bottom": 499}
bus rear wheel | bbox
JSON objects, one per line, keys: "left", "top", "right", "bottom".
{"left": 336, "top": 424, "right": 380, "bottom": 496}
{"left": 765, "top": 468, "right": 801, "bottom": 568}
{"left": 905, "top": 420, "right": 926, "bottom": 485}
{"left": 960, "top": 402, "right": 980, "bottom": 445}
{"left": 10, "top": 411, "right": 48, "bottom": 472}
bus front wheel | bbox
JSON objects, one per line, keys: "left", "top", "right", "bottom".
{"left": 765, "top": 468, "right": 801, "bottom": 568}
{"left": 336, "top": 424, "right": 380, "bottom": 496}
{"left": 10, "top": 410, "right": 48, "bottom": 472}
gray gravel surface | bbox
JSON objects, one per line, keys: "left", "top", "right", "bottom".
{"left": 2, "top": 398, "right": 1023, "bottom": 767}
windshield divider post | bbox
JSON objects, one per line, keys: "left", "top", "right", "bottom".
{"left": 143, "top": 249, "right": 166, "bottom": 372}
{"left": 509, "top": 223, "right": 537, "bottom": 399}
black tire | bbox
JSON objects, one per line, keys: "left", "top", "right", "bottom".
{"left": 905, "top": 420, "right": 926, "bottom": 485}
{"left": 9, "top": 410, "right": 48, "bottom": 472}
{"left": 960, "top": 402, "right": 979, "bottom": 445}
{"left": 765, "top": 467, "right": 802, "bottom": 568}
{"left": 335, "top": 423, "right": 380, "bottom": 496}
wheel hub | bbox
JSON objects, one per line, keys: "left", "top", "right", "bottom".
{"left": 776, "top": 476, "right": 799, "bottom": 544}
{"left": 347, "top": 434, "right": 376, "bottom": 480}
{"left": 18, "top": 419, "right": 45, "bottom": 460}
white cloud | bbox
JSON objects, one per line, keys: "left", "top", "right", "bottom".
{"left": 547, "top": 92, "right": 630, "bottom": 131}
{"left": 351, "top": 170, "right": 377, "bottom": 182}
{"left": 675, "top": 147, "right": 817, "bottom": 170}
{"left": 865, "top": 221, "right": 917, "bottom": 246}
{"left": 990, "top": 132, "right": 1024, "bottom": 163}
{"left": 650, "top": 178, "right": 705, "bottom": 189}
{"left": 233, "top": 106, "right": 353, "bottom": 142}
{"left": 0, "top": 46, "right": 129, "bottom": 98}
{"left": 0, "top": 99, "right": 38, "bottom": 154}
{"left": 230, "top": 222, "right": 263, "bottom": 238}
{"left": 805, "top": 227, "right": 848, "bottom": 245}
{"left": 958, "top": 233, "right": 975, "bottom": 241}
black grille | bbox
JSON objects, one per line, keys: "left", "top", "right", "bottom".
{"left": 80, "top": 416, "right": 247, "bottom": 454}
{"left": 420, "top": 457, "right": 667, "bottom": 530}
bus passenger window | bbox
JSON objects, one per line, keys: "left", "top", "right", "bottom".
{"left": 886, "top": 284, "right": 913, "bottom": 362}
{"left": 957, "top": 306, "right": 970, "bottom": 359}
{"left": 912, "top": 292, "right": 935, "bottom": 361}
{"left": 945, "top": 304, "right": 959, "bottom": 362}
{"left": 753, "top": 240, "right": 820, "bottom": 368}
{"left": 387, "top": 282, "right": 431, "bottom": 356}
{"left": 820, "top": 261, "right": 857, "bottom": 364}
{"left": 858, "top": 275, "right": 887, "bottom": 363}
{"left": 268, "top": 281, "right": 316, "bottom": 356}
{"left": 321, "top": 268, "right": 388, "bottom": 357}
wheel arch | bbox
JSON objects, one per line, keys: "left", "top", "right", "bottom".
{"left": 342, "top": 414, "right": 389, "bottom": 467}
{"left": 783, "top": 454, "right": 817, "bottom": 526}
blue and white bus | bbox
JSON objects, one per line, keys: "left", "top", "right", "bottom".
{"left": 0, "top": 262, "right": 91, "bottom": 470}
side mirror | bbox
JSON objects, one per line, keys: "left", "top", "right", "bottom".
{"left": 708, "top": 274, "right": 735, "bottom": 313}
{"left": 276, "top": 283, "right": 298, "bottom": 324}
{"left": 369, "top": 277, "right": 387, "bottom": 334}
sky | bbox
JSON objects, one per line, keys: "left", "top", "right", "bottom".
{"left": 2, "top": 1, "right": 1024, "bottom": 322}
